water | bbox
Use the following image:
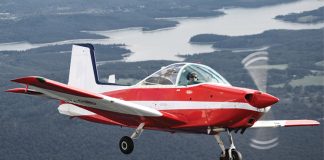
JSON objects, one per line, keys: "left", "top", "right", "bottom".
{"left": 0, "top": 0, "right": 323, "bottom": 62}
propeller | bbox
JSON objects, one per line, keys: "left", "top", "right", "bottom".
{"left": 241, "top": 51, "right": 279, "bottom": 150}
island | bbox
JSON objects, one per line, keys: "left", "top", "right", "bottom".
{"left": 275, "top": 6, "right": 324, "bottom": 24}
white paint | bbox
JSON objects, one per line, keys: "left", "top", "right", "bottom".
{"left": 29, "top": 81, "right": 264, "bottom": 117}
{"left": 249, "top": 142, "right": 279, "bottom": 150}
{"left": 68, "top": 45, "right": 126, "bottom": 93}
{"left": 251, "top": 137, "right": 279, "bottom": 145}
{"left": 241, "top": 51, "right": 268, "bottom": 65}
{"left": 58, "top": 103, "right": 95, "bottom": 116}
{"left": 251, "top": 120, "right": 286, "bottom": 128}
{"left": 57, "top": 100, "right": 263, "bottom": 117}
{"left": 29, "top": 85, "right": 162, "bottom": 117}
{"left": 108, "top": 74, "right": 116, "bottom": 83}
{"left": 131, "top": 101, "right": 262, "bottom": 112}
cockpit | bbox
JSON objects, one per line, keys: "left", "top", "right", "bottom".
{"left": 137, "top": 63, "right": 230, "bottom": 86}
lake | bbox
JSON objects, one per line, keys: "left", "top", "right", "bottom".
{"left": 0, "top": 0, "right": 323, "bottom": 62}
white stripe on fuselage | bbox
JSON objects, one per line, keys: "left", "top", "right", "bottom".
{"left": 58, "top": 101, "right": 264, "bottom": 116}
{"left": 130, "top": 101, "right": 263, "bottom": 112}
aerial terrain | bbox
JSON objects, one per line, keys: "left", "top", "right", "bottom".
{"left": 0, "top": 0, "right": 323, "bottom": 159}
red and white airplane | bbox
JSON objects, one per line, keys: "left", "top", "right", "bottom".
{"left": 6, "top": 44, "right": 320, "bottom": 160}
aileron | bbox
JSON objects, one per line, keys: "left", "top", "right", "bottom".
{"left": 251, "top": 120, "right": 320, "bottom": 128}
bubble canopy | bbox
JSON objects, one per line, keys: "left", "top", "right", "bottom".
{"left": 137, "top": 63, "right": 230, "bottom": 86}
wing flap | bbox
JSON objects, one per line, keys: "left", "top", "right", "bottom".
{"left": 251, "top": 120, "right": 320, "bottom": 128}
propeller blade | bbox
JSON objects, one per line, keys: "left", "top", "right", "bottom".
{"left": 241, "top": 51, "right": 268, "bottom": 92}
{"left": 249, "top": 110, "right": 279, "bottom": 150}
{"left": 242, "top": 51, "right": 279, "bottom": 150}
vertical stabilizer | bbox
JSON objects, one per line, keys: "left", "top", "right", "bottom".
{"left": 68, "top": 44, "right": 125, "bottom": 92}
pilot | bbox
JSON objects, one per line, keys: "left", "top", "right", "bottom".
{"left": 187, "top": 72, "right": 199, "bottom": 85}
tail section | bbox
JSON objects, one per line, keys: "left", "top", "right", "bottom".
{"left": 68, "top": 44, "right": 126, "bottom": 92}
{"left": 68, "top": 44, "right": 97, "bottom": 90}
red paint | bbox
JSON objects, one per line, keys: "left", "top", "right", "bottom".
{"left": 6, "top": 87, "right": 43, "bottom": 95}
{"left": 245, "top": 91, "right": 279, "bottom": 108}
{"left": 9, "top": 76, "right": 284, "bottom": 134}
{"left": 78, "top": 114, "right": 125, "bottom": 126}
{"left": 72, "top": 102, "right": 263, "bottom": 134}
{"left": 103, "top": 84, "right": 254, "bottom": 102}
{"left": 285, "top": 120, "right": 320, "bottom": 127}
{"left": 5, "top": 88, "right": 26, "bottom": 93}
{"left": 11, "top": 76, "right": 102, "bottom": 99}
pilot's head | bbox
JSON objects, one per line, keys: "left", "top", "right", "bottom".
{"left": 187, "top": 72, "right": 198, "bottom": 82}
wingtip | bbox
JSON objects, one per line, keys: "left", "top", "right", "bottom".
{"left": 10, "top": 76, "right": 45, "bottom": 84}
{"left": 303, "top": 119, "right": 320, "bottom": 126}
{"left": 312, "top": 120, "right": 320, "bottom": 126}
{"left": 11, "top": 78, "right": 22, "bottom": 83}
{"left": 285, "top": 119, "right": 320, "bottom": 127}
{"left": 11, "top": 76, "right": 32, "bottom": 83}
{"left": 5, "top": 88, "right": 26, "bottom": 93}
{"left": 5, "top": 89, "right": 13, "bottom": 93}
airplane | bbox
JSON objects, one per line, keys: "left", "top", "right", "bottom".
{"left": 6, "top": 44, "right": 320, "bottom": 160}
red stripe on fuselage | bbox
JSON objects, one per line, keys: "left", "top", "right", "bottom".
{"left": 103, "top": 84, "right": 253, "bottom": 103}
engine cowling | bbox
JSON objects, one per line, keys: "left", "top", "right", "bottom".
{"left": 245, "top": 91, "right": 279, "bottom": 108}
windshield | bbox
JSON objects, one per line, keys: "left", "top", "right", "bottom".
{"left": 138, "top": 63, "right": 230, "bottom": 86}
{"left": 140, "top": 63, "right": 185, "bottom": 85}
{"left": 178, "top": 64, "right": 230, "bottom": 86}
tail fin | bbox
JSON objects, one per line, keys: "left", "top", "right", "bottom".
{"left": 68, "top": 44, "right": 125, "bottom": 92}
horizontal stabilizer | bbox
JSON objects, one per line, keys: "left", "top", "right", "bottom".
{"left": 251, "top": 120, "right": 320, "bottom": 128}
{"left": 6, "top": 88, "right": 43, "bottom": 95}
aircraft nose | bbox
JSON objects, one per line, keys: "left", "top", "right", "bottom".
{"left": 257, "top": 92, "right": 279, "bottom": 107}
{"left": 245, "top": 92, "right": 279, "bottom": 108}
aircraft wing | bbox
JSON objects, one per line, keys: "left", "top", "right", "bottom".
{"left": 6, "top": 76, "right": 163, "bottom": 117}
{"left": 251, "top": 120, "right": 320, "bottom": 128}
